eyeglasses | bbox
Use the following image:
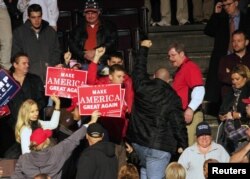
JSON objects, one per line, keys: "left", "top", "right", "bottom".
{"left": 222, "top": 1, "right": 235, "bottom": 8}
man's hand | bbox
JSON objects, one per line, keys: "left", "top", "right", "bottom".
{"left": 84, "top": 49, "right": 96, "bottom": 61}
{"left": 93, "top": 47, "right": 106, "bottom": 64}
{"left": 184, "top": 107, "right": 194, "bottom": 123}
{"left": 89, "top": 110, "right": 101, "bottom": 124}
{"left": 215, "top": 2, "right": 223, "bottom": 13}
{"left": 64, "top": 51, "right": 72, "bottom": 65}
{"left": 141, "top": 40, "right": 152, "bottom": 48}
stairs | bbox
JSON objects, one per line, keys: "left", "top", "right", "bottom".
{"left": 147, "top": 24, "right": 214, "bottom": 76}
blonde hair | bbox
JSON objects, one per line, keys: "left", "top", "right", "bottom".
{"left": 15, "top": 99, "right": 38, "bottom": 143}
{"left": 118, "top": 163, "right": 139, "bottom": 179}
{"left": 231, "top": 64, "right": 250, "bottom": 80}
{"left": 165, "top": 162, "right": 186, "bottom": 179}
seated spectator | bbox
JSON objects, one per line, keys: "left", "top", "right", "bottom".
{"left": 118, "top": 163, "right": 139, "bottom": 179}
{"left": 203, "top": 158, "right": 219, "bottom": 179}
{"left": 76, "top": 123, "right": 118, "bottom": 179}
{"left": 165, "top": 162, "right": 186, "bottom": 179}
{"left": 15, "top": 95, "right": 61, "bottom": 154}
{"left": 178, "top": 121, "right": 230, "bottom": 179}
{"left": 11, "top": 110, "right": 100, "bottom": 179}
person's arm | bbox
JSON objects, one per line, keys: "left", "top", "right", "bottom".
{"left": 11, "top": 30, "right": 23, "bottom": 58}
{"left": 87, "top": 47, "right": 106, "bottom": 84}
{"left": 132, "top": 40, "right": 152, "bottom": 88}
{"left": 101, "top": 21, "right": 118, "bottom": 53}
{"left": 47, "top": 0, "right": 59, "bottom": 29}
{"left": 39, "top": 95, "right": 60, "bottom": 130}
{"left": 218, "top": 57, "right": 232, "bottom": 85}
{"left": 188, "top": 86, "right": 205, "bottom": 111}
{"left": 230, "top": 142, "right": 250, "bottom": 163}
{"left": 224, "top": 118, "right": 248, "bottom": 141}
{"left": 11, "top": 156, "right": 25, "bottom": 179}
{"left": 20, "top": 127, "right": 32, "bottom": 154}
{"left": 124, "top": 75, "right": 134, "bottom": 113}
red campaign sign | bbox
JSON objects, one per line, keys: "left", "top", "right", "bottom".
{"left": 78, "top": 84, "right": 122, "bottom": 117}
{"left": 45, "top": 67, "right": 87, "bottom": 98}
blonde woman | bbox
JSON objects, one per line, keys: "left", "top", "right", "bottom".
{"left": 15, "top": 95, "right": 60, "bottom": 154}
{"left": 165, "top": 162, "right": 186, "bottom": 179}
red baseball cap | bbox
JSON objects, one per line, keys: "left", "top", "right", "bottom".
{"left": 242, "top": 98, "right": 250, "bottom": 104}
{"left": 30, "top": 128, "right": 52, "bottom": 145}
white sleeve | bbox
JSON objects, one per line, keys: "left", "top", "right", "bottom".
{"left": 188, "top": 86, "right": 205, "bottom": 111}
{"left": 20, "top": 126, "right": 32, "bottom": 154}
{"left": 17, "top": 0, "right": 29, "bottom": 12}
{"left": 39, "top": 110, "right": 60, "bottom": 130}
{"left": 47, "top": 0, "right": 59, "bottom": 27}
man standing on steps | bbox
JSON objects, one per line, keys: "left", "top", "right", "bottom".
{"left": 167, "top": 42, "right": 205, "bottom": 146}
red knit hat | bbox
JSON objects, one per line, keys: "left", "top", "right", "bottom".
{"left": 30, "top": 128, "right": 52, "bottom": 145}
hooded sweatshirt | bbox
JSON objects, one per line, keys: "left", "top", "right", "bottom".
{"left": 11, "top": 125, "right": 87, "bottom": 179}
{"left": 76, "top": 141, "right": 118, "bottom": 179}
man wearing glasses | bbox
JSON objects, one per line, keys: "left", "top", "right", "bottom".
{"left": 69, "top": 0, "right": 118, "bottom": 69}
{"left": 204, "top": 0, "right": 249, "bottom": 116}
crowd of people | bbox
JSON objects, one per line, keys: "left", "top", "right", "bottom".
{"left": 0, "top": 0, "right": 250, "bottom": 179}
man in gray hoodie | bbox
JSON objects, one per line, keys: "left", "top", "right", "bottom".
{"left": 11, "top": 111, "right": 100, "bottom": 179}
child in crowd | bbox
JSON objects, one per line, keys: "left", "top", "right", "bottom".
{"left": 118, "top": 163, "right": 139, "bottom": 179}
{"left": 203, "top": 158, "right": 219, "bottom": 179}
{"left": 15, "top": 95, "right": 61, "bottom": 154}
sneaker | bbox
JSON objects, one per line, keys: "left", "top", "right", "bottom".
{"left": 156, "top": 20, "right": 171, "bottom": 26}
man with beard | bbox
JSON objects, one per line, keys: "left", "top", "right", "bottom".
{"left": 11, "top": 4, "right": 61, "bottom": 82}
{"left": 218, "top": 30, "right": 250, "bottom": 98}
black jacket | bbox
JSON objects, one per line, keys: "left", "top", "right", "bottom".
{"left": 12, "top": 20, "right": 61, "bottom": 82}
{"left": 127, "top": 47, "right": 188, "bottom": 154}
{"left": 76, "top": 141, "right": 118, "bottom": 179}
{"left": 204, "top": 11, "right": 249, "bottom": 102}
{"left": 68, "top": 18, "right": 118, "bottom": 62}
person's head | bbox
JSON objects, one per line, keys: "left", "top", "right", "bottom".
{"left": 107, "top": 52, "right": 124, "bottom": 66}
{"left": 11, "top": 52, "right": 29, "bottom": 74}
{"left": 232, "top": 30, "right": 249, "bottom": 53}
{"left": 231, "top": 64, "right": 250, "bottom": 89}
{"left": 109, "top": 64, "right": 126, "bottom": 84}
{"left": 15, "top": 99, "right": 40, "bottom": 143}
{"left": 165, "top": 162, "right": 186, "bottom": 179}
{"left": 118, "top": 163, "right": 139, "bottom": 179}
{"left": 86, "top": 123, "right": 104, "bottom": 145}
{"left": 167, "top": 42, "right": 186, "bottom": 68}
{"left": 203, "top": 159, "right": 219, "bottom": 179}
{"left": 196, "top": 122, "right": 212, "bottom": 148}
{"left": 29, "top": 128, "right": 52, "bottom": 151}
{"left": 27, "top": 4, "right": 43, "bottom": 30}
{"left": 83, "top": 0, "right": 101, "bottom": 25}
{"left": 34, "top": 173, "right": 51, "bottom": 179}
{"left": 221, "top": 0, "right": 239, "bottom": 16}
{"left": 69, "top": 59, "right": 81, "bottom": 69}
{"left": 154, "top": 67, "right": 171, "bottom": 83}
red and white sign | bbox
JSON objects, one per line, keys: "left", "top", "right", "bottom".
{"left": 78, "top": 84, "right": 122, "bottom": 117}
{"left": 45, "top": 67, "right": 87, "bottom": 98}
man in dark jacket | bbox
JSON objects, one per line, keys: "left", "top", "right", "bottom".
{"left": 76, "top": 123, "right": 118, "bottom": 179}
{"left": 68, "top": 0, "right": 117, "bottom": 66}
{"left": 11, "top": 4, "right": 61, "bottom": 82}
{"left": 204, "top": 0, "right": 250, "bottom": 114}
{"left": 126, "top": 40, "right": 188, "bottom": 179}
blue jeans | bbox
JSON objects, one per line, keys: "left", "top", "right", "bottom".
{"left": 132, "top": 143, "right": 171, "bottom": 179}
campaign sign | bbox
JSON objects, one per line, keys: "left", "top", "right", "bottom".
{"left": 45, "top": 67, "right": 87, "bottom": 98}
{"left": 78, "top": 84, "right": 122, "bottom": 117}
{"left": 0, "top": 70, "right": 20, "bottom": 106}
